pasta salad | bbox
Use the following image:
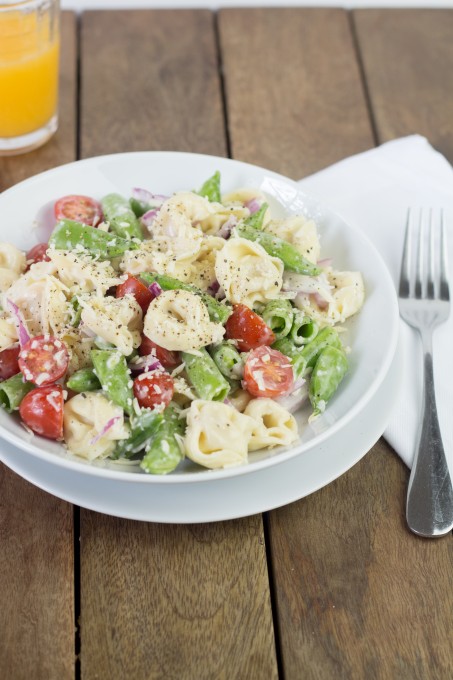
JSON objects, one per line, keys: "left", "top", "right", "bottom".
{"left": 0, "top": 172, "right": 365, "bottom": 473}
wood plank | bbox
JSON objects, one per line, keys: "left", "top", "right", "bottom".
{"left": 221, "top": 7, "right": 453, "bottom": 679}
{"left": 79, "top": 10, "right": 277, "bottom": 680}
{"left": 218, "top": 7, "right": 373, "bottom": 179}
{"left": 353, "top": 9, "right": 453, "bottom": 163}
{"left": 0, "top": 13, "right": 77, "bottom": 680}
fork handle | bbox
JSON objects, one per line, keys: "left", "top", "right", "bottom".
{"left": 406, "top": 332, "right": 453, "bottom": 537}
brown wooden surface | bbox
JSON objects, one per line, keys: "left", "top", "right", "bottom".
{"left": 0, "top": 13, "right": 77, "bottom": 680}
{"left": 1, "top": 8, "right": 452, "bottom": 680}
{"left": 79, "top": 10, "right": 277, "bottom": 680}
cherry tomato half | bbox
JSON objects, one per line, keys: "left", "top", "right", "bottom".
{"left": 116, "top": 274, "right": 154, "bottom": 314}
{"left": 243, "top": 346, "right": 294, "bottom": 398}
{"left": 54, "top": 195, "right": 103, "bottom": 227}
{"left": 0, "top": 345, "right": 20, "bottom": 381}
{"left": 19, "top": 384, "right": 64, "bottom": 439}
{"left": 18, "top": 335, "right": 69, "bottom": 386}
{"left": 139, "top": 336, "right": 180, "bottom": 370}
{"left": 133, "top": 372, "right": 174, "bottom": 410}
{"left": 225, "top": 304, "right": 275, "bottom": 352}
{"left": 26, "top": 243, "right": 50, "bottom": 268}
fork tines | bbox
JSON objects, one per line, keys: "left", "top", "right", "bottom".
{"left": 399, "top": 207, "right": 450, "bottom": 301}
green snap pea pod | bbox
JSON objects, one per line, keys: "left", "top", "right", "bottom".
{"left": 0, "top": 373, "right": 34, "bottom": 412}
{"left": 49, "top": 219, "right": 139, "bottom": 260}
{"left": 66, "top": 368, "right": 101, "bottom": 393}
{"left": 129, "top": 197, "right": 149, "bottom": 218}
{"left": 140, "top": 405, "right": 185, "bottom": 474}
{"left": 272, "top": 337, "right": 306, "bottom": 379}
{"left": 236, "top": 224, "right": 322, "bottom": 276}
{"left": 140, "top": 272, "right": 232, "bottom": 324}
{"left": 290, "top": 310, "right": 318, "bottom": 347}
{"left": 91, "top": 349, "right": 134, "bottom": 416}
{"left": 209, "top": 342, "right": 243, "bottom": 380}
{"left": 299, "top": 326, "right": 342, "bottom": 371}
{"left": 198, "top": 171, "right": 221, "bottom": 203}
{"left": 101, "top": 193, "right": 143, "bottom": 240}
{"left": 261, "top": 299, "right": 294, "bottom": 340}
{"left": 182, "top": 349, "right": 230, "bottom": 402}
{"left": 113, "top": 409, "right": 164, "bottom": 459}
{"left": 309, "top": 346, "right": 348, "bottom": 416}
{"left": 242, "top": 202, "right": 268, "bottom": 229}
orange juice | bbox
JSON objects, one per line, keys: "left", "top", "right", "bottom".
{"left": 0, "top": 2, "right": 59, "bottom": 145}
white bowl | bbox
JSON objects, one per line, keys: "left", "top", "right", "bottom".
{"left": 0, "top": 152, "right": 399, "bottom": 486}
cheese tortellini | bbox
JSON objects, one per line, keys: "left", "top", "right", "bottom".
{"left": 215, "top": 237, "right": 283, "bottom": 307}
{"left": 0, "top": 243, "right": 26, "bottom": 293}
{"left": 144, "top": 289, "right": 224, "bottom": 352}
{"left": 79, "top": 294, "right": 142, "bottom": 355}
{"left": 48, "top": 250, "right": 121, "bottom": 296}
{"left": 295, "top": 269, "right": 365, "bottom": 326}
{"left": 244, "top": 398, "right": 298, "bottom": 451}
{"left": 265, "top": 215, "right": 320, "bottom": 264}
{"left": 185, "top": 400, "right": 256, "bottom": 469}
{"left": 63, "top": 392, "right": 129, "bottom": 460}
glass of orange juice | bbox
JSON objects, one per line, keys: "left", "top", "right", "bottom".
{"left": 0, "top": 0, "right": 60, "bottom": 155}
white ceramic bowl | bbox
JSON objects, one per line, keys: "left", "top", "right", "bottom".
{"left": 0, "top": 152, "right": 399, "bottom": 486}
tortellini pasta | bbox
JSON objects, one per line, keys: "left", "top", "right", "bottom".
{"left": 295, "top": 269, "right": 365, "bottom": 326}
{"left": 3, "top": 261, "right": 70, "bottom": 336}
{"left": 186, "top": 236, "right": 225, "bottom": 291}
{"left": 184, "top": 399, "right": 256, "bottom": 469}
{"left": 79, "top": 294, "right": 142, "bottom": 355}
{"left": 214, "top": 237, "right": 283, "bottom": 307}
{"left": 0, "top": 243, "right": 26, "bottom": 293}
{"left": 265, "top": 215, "right": 320, "bottom": 264}
{"left": 143, "top": 289, "right": 224, "bottom": 352}
{"left": 121, "top": 240, "right": 195, "bottom": 282}
{"left": 63, "top": 392, "right": 129, "bottom": 460}
{"left": 0, "top": 315, "right": 18, "bottom": 351}
{"left": 149, "top": 194, "right": 204, "bottom": 260}
{"left": 48, "top": 250, "right": 121, "bottom": 296}
{"left": 244, "top": 398, "right": 298, "bottom": 451}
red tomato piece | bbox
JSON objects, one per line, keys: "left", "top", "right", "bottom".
{"left": 139, "top": 336, "right": 180, "bottom": 369}
{"left": 19, "top": 384, "right": 64, "bottom": 439}
{"left": 133, "top": 372, "right": 174, "bottom": 410}
{"left": 116, "top": 274, "right": 154, "bottom": 313}
{"left": 225, "top": 304, "right": 275, "bottom": 352}
{"left": 243, "top": 346, "right": 294, "bottom": 398}
{"left": 26, "top": 243, "right": 50, "bottom": 267}
{"left": 54, "top": 195, "right": 103, "bottom": 227}
{"left": 0, "top": 345, "right": 20, "bottom": 381}
{"left": 18, "top": 335, "right": 69, "bottom": 386}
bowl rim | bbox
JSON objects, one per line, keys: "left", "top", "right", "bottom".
{"left": 0, "top": 150, "right": 400, "bottom": 484}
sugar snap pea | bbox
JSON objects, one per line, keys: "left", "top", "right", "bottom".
{"left": 66, "top": 368, "right": 101, "bottom": 393}
{"left": 242, "top": 203, "right": 268, "bottom": 229}
{"left": 209, "top": 342, "right": 243, "bottom": 380}
{"left": 299, "top": 326, "right": 342, "bottom": 371}
{"left": 261, "top": 298, "right": 294, "bottom": 340}
{"left": 309, "top": 346, "right": 348, "bottom": 416}
{"left": 91, "top": 349, "right": 134, "bottom": 416}
{"left": 113, "top": 409, "right": 164, "bottom": 459}
{"left": 140, "top": 405, "right": 185, "bottom": 474}
{"left": 290, "top": 310, "right": 318, "bottom": 347}
{"left": 182, "top": 349, "right": 230, "bottom": 402}
{"left": 236, "top": 224, "right": 322, "bottom": 276}
{"left": 101, "top": 193, "right": 143, "bottom": 240}
{"left": 49, "top": 219, "right": 139, "bottom": 260}
{"left": 197, "top": 171, "right": 221, "bottom": 203}
{"left": 0, "top": 373, "right": 34, "bottom": 412}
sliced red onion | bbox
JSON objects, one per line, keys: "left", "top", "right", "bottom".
{"left": 129, "top": 354, "right": 163, "bottom": 375}
{"left": 148, "top": 282, "right": 162, "bottom": 298}
{"left": 207, "top": 280, "right": 220, "bottom": 297}
{"left": 245, "top": 198, "right": 261, "bottom": 214}
{"left": 310, "top": 292, "right": 329, "bottom": 310}
{"left": 317, "top": 258, "right": 333, "bottom": 268}
{"left": 223, "top": 398, "right": 233, "bottom": 406}
{"left": 275, "top": 380, "right": 308, "bottom": 413}
{"left": 132, "top": 188, "right": 168, "bottom": 208}
{"left": 90, "top": 416, "right": 120, "bottom": 446}
{"left": 7, "top": 299, "right": 30, "bottom": 347}
{"left": 217, "top": 215, "right": 237, "bottom": 239}
{"left": 140, "top": 208, "right": 159, "bottom": 228}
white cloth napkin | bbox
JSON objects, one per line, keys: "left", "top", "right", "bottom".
{"left": 298, "top": 135, "right": 453, "bottom": 470}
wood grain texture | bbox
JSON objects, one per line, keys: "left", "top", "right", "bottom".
{"left": 218, "top": 7, "right": 373, "bottom": 179}
{"left": 353, "top": 9, "right": 453, "bottom": 162}
{"left": 80, "top": 10, "right": 226, "bottom": 158}
{"left": 79, "top": 10, "right": 277, "bottom": 680}
{"left": 219, "top": 8, "right": 453, "bottom": 680}
{"left": 0, "top": 15, "right": 77, "bottom": 679}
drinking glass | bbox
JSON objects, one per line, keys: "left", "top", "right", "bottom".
{"left": 0, "top": 0, "right": 60, "bottom": 155}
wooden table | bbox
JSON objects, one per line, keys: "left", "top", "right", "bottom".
{"left": 1, "top": 8, "right": 452, "bottom": 679}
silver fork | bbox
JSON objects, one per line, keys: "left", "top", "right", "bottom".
{"left": 399, "top": 207, "right": 453, "bottom": 537}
